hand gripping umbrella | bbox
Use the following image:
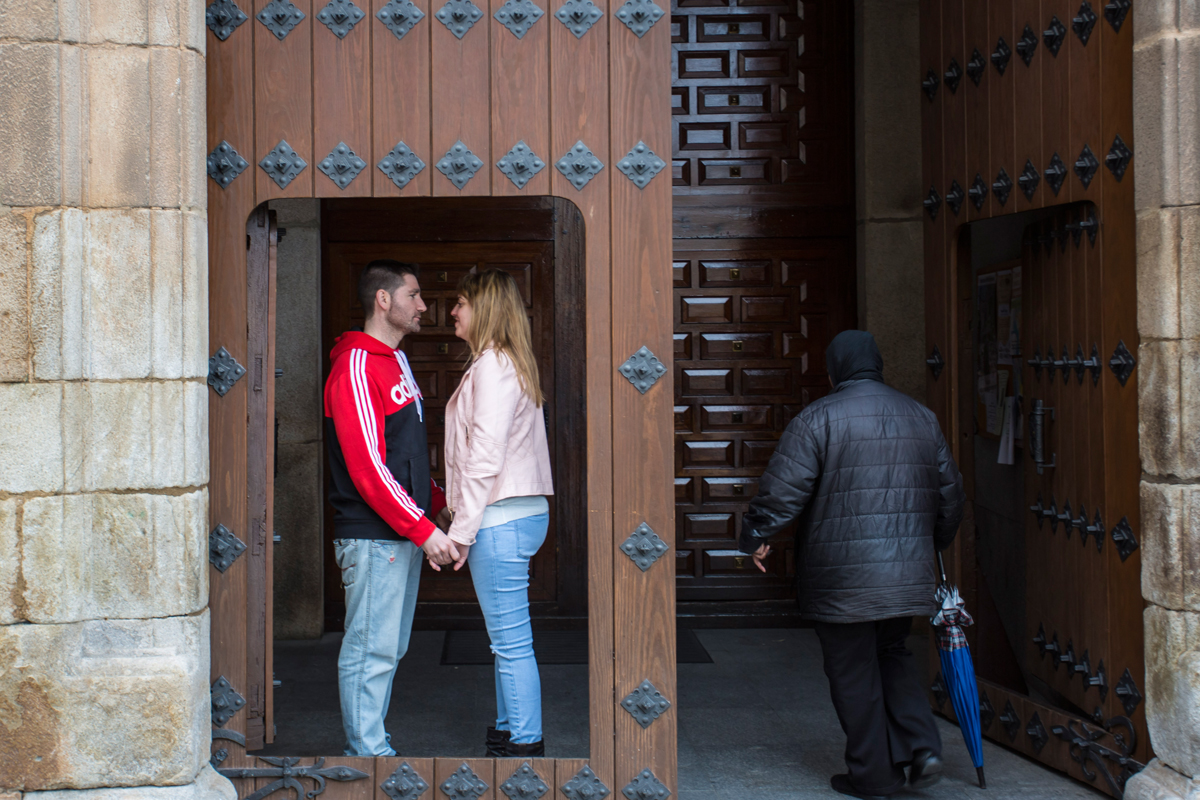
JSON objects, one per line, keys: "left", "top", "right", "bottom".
{"left": 931, "top": 551, "right": 986, "bottom": 789}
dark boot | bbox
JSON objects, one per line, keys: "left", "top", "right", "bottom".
{"left": 504, "top": 739, "right": 545, "bottom": 758}
{"left": 485, "top": 727, "right": 511, "bottom": 758}
{"left": 907, "top": 749, "right": 943, "bottom": 789}
{"left": 830, "top": 774, "right": 887, "bottom": 800}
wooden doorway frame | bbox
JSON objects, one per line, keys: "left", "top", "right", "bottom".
{"left": 205, "top": 2, "right": 674, "bottom": 794}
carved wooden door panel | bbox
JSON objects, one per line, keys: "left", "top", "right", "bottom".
{"left": 211, "top": 206, "right": 277, "bottom": 761}
{"left": 322, "top": 240, "right": 556, "bottom": 610}
{"left": 1019, "top": 208, "right": 1147, "bottom": 767}
{"left": 672, "top": 238, "right": 851, "bottom": 600}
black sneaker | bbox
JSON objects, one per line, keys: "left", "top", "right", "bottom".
{"left": 505, "top": 739, "right": 545, "bottom": 758}
{"left": 830, "top": 774, "right": 887, "bottom": 800}
{"left": 485, "top": 727, "right": 511, "bottom": 757}
{"left": 907, "top": 750, "right": 944, "bottom": 789}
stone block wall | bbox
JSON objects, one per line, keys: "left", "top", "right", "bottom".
{"left": 0, "top": 1, "right": 231, "bottom": 796}
{"left": 853, "top": 0, "right": 926, "bottom": 401}
{"left": 1127, "top": 0, "right": 1200, "bottom": 796}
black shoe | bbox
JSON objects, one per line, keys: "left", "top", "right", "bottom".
{"left": 486, "top": 727, "right": 511, "bottom": 757}
{"left": 907, "top": 750, "right": 943, "bottom": 790}
{"left": 505, "top": 739, "right": 545, "bottom": 758}
{"left": 830, "top": 774, "right": 887, "bottom": 800}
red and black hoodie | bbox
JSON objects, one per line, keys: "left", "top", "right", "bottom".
{"left": 324, "top": 331, "right": 446, "bottom": 545}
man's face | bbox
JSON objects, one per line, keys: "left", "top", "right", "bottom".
{"left": 381, "top": 273, "right": 426, "bottom": 337}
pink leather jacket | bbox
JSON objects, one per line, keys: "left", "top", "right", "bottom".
{"left": 444, "top": 348, "right": 554, "bottom": 545}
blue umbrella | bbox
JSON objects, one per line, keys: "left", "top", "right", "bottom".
{"left": 931, "top": 552, "right": 986, "bottom": 789}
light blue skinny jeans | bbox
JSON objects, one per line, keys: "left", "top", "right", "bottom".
{"left": 334, "top": 537, "right": 422, "bottom": 756}
{"left": 468, "top": 512, "right": 549, "bottom": 744}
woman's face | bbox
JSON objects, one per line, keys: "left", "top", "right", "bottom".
{"left": 450, "top": 295, "right": 472, "bottom": 342}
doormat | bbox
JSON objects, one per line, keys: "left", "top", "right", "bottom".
{"left": 440, "top": 628, "right": 713, "bottom": 666}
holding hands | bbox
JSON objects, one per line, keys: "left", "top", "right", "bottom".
{"left": 425, "top": 508, "right": 470, "bottom": 571}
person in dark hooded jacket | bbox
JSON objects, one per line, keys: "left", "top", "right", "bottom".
{"left": 739, "top": 330, "right": 965, "bottom": 799}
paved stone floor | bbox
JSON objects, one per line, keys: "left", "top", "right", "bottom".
{"left": 263, "top": 628, "right": 1103, "bottom": 798}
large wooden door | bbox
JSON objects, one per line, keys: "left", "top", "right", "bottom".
{"left": 321, "top": 239, "right": 557, "bottom": 612}
{"left": 670, "top": 0, "right": 856, "bottom": 608}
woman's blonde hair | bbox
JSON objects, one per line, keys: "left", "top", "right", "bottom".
{"left": 457, "top": 269, "right": 543, "bottom": 406}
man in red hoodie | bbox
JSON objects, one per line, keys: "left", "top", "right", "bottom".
{"left": 324, "top": 259, "right": 459, "bottom": 756}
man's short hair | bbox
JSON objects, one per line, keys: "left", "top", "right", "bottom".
{"left": 358, "top": 260, "right": 419, "bottom": 319}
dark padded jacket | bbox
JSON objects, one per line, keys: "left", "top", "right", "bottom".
{"left": 739, "top": 330, "right": 965, "bottom": 623}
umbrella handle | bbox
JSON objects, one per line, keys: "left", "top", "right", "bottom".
{"left": 937, "top": 551, "right": 947, "bottom": 586}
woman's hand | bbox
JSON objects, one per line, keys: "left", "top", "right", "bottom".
{"left": 752, "top": 542, "right": 771, "bottom": 573}
{"left": 452, "top": 542, "right": 471, "bottom": 571}
{"left": 435, "top": 507, "right": 453, "bottom": 532}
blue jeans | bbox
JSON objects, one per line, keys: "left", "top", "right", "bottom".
{"left": 468, "top": 512, "right": 548, "bottom": 744}
{"left": 334, "top": 537, "right": 422, "bottom": 756}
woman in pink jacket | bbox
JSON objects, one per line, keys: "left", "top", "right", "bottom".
{"left": 437, "top": 268, "right": 554, "bottom": 758}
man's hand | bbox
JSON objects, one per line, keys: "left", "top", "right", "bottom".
{"left": 422, "top": 528, "right": 459, "bottom": 571}
{"left": 451, "top": 542, "right": 470, "bottom": 572}
{"left": 435, "top": 507, "right": 453, "bottom": 532}
{"left": 751, "top": 542, "right": 771, "bottom": 573}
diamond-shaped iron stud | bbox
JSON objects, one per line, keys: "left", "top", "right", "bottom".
{"left": 979, "top": 690, "right": 996, "bottom": 731}
{"left": 556, "top": 140, "right": 604, "bottom": 190}
{"left": 617, "top": 141, "right": 665, "bottom": 188}
{"left": 494, "top": 0, "right": 544, "bottom": 37}
{"left": 1109, "top": 339, "right": 1136, "bottom": 386}
{"left": 436, "top": 0, "right": 483, "bottom": 37}
{"left": 436, "top": 141, "right": 484, "bottom": 189}
{"left": 621, "top": 679, "right": 671, "bottom": 729}
{"left": 1074, "top": 143, "right": 1100, "bottom": 188}
{"left": 555, "top": 0, "right": 602, "bottom": 37}
{"left": 1045, "top": 152, "right": 1067, "bottom": 195}
{"left": 1044, "top": 14, "right": 1067, "bottom": 56}
{"left": 381, "top": 762, "right": 429, "bottom": 800}
{"left": 621, "top": 770, "right": 670, "bottom": 800}
{"left": 921, "top": 68, "right": 939, "bottom": 100}
{"left": 500, "top": 764, "right": 548, "bottom": 800}
{"left": 1016, "top": 24, "right": 1038, "bottom": 65}
{"left": 1105, "top": 0, "right": 1130, "bottom": 32}
{"left": 376, "top": 0, "right": 425, "bottom": 39}
{"left": 992, "top": 168, "right": 1013, "bottom": 207}
{"left": 1026, "top": 712, "right": 1049, "bottom": 753}
{"left": 965, "top": 48, "right": 985, "bottom": 86}
{"left": 378, "top": 142, "right": 426, "bottom": 189}
{"left": 319, "top": 142, "right": 367, "bottom": 189}
{"left": 614, "top": 0, "right": 663, "bottom": 37}
{"left": 1111, "top": 516, "right": 1138, "bottom": 561}
{"left": 210, "top": 523, "right": 248, "bottom": 572}
{"left": 1115, "top": 668, "right": 1143, "bottom": 715}
{"left": 441, "top": 763, "right": 488, "bottom": 800}
{"left": 207, "top": 0, "right": 249, "bottom": 40}
{"left": 1106, "top": 133, "right": 1132, "bottom": 181}
{"left": 991, "top": 36, "right": 1011, "bottom": 75}
{"left": 211, "top": 675, "right": 247, "bottom": 726}
{"left": 922, "top": 187, "right": 941, "bottom": 220}
{"left": 257, "top": 0, "right": 306, "bottom": 39}
{"left": 207, "top": 141, "right": 249, "bottom": 188}
{"left": 317, "top": 0, "right": 365, "bottom": 36}
{"left": 260, "top": 140, "right": 308, "bottom": 189}
{"left": 999, "top": 700, "right": 1020, "bottom": 741}
{"left": 968, "top": 173, "right": 988, "bottom": 210}
{"left": 618, "top": 346, "right": 667, "bottom": 394}
{"left": 1072, "top": 0, "right": 1097, "bottom": 44}
{"left": 208, "top": 346, "right": 247, "bottom": 396}
{"left": 944, "top": 57, "right": 962, "bottom": 93}
{"left": 621, "top": 523, "right": 669, "bottom": 571}
{"left": 945, "top": 179, "right": 964, "bottom": 215}
{"left": 497, "top": 141, "right": 546, "bottom": 189}
{"left": 1018, "top": 158, "right": 1040, "bottom": 199}
{"left": 561, "top": 766, "right": 610, "bottom": 800}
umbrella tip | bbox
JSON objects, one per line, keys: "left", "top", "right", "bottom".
{"left": 976, "top": 766, "right": 986, "bottom": 789}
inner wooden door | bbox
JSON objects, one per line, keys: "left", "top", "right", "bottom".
{"left": 322, "top": 240, "right": 557, "bottom": 615}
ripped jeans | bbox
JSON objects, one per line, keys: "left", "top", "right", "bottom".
{"left": 468, "top": 512, "right": 549, "bottom": 744}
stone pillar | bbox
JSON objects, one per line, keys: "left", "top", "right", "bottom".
{"left": 854, "top": 0, "right": 926, "bottom": 400}
{"left": 269, "top": 200, "right": 324, "bottom": 639}
{"left": 1126, "top": 1, "right": 1200, "bottom": 796}
{"left": 0, "top": 1, "right": 232, "bottom": 796}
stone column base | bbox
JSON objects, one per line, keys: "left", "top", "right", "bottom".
{"left": 1125, "top": 759, "right": 1200, "bottom": 800}
{"left": 21, "top": 766, "right": 236, "bottom": 800}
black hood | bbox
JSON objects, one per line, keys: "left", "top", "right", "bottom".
{"left": 826, "top": 330, "right": 884, "bottom": 388}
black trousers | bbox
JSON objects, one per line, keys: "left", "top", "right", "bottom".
{"left": 814, "top": 616, "right": 942, "bottom": 795}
